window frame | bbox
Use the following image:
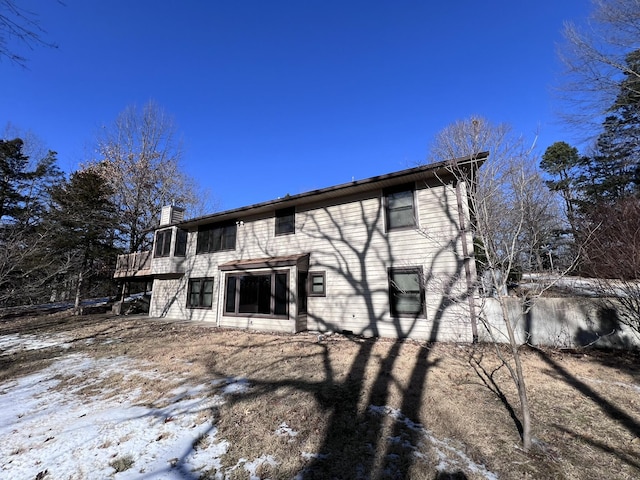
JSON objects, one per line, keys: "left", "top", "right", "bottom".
{"left": 224, "top": 270, "right": 289, "bottom": 318}
{"left": 196, "top": 222, "right": 237, "bottom": 254}
{"left": 186, "top": 277, "right": 214, "bottom": 309}
{"left": 388, "top": 267, "right": 425, "bottom": 318}
{"left": 384, "top": 184, "right": 417, "bottom": 231}
{"left": 275, "top": 207, "right": 295, "bottom": 236}
{"left": 308, "top": 271, "right": 326, "bottom": 297}
{"left": 154, "top": 229, "right": 173, "bottom": 258}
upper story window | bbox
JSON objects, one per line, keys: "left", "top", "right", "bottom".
{"left": 384, "top": 185, "right": 416, "bottom": 231}
{"left": 175, "top": 229, "right": 188, "bottom": 256}
{"left": 154, "top": 229, "right": 172, "bottom": 258}
{"left": 197, "top": 222, "right": 237, "bottom": 254}
{"left": 275, "top": 207, "right": 295, "bottom": 236}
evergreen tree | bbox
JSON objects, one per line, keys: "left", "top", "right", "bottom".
{"left": 583, "top": 49, "right": 640, "bottom": 203}
{"left": 0, "top": 138, "right": 63, "bottom": 306}
{"left": 48, "top": 169, "right": 121, "bottom": 309}
{"left": 540, "top": 141, "right": 584, "bottom": 226}
{"left": 0, "top": 138, "right": 29, "bottom": 222}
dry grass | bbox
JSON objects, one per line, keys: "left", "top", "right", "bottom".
{"left": 2, "top": 312, "right": 640, "bottom": 479}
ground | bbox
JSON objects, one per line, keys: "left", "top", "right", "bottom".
{"left": 1, "top": 312, "right": 639, "bottom": 479}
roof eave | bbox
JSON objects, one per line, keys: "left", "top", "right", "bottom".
{"left": 179, "top": 152, "right": 487, "bottom": 229}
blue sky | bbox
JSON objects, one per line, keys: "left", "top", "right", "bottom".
{"left": 3, "top": 1, "right": 591, "bottom": 211}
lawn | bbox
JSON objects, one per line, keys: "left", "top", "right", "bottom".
{"left": 1, "top": 312, "right": 639, "bottom": 479}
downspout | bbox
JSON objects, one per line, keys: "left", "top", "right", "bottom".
{"left": 455, "top": 180, "right": 478, "bottom": 343}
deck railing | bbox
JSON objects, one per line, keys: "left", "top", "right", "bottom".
{"left": 114, "top": 251, "right": 152, "bottom": 278}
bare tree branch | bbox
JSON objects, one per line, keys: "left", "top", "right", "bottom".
{"left": 558, "top": 0, "right": 640, "bottom": 134}
{"left": 0, "top": 0, "right": 59, "bottom": 67}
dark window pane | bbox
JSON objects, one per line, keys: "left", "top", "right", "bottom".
{"left": 274, "top": 273, "right": 288, "bottom": 315}
{"left": 298, "top": 272, "right": 308, "bottom": 314}
{"left": 275, "top": 207, "right": 295, "bottom": 235}
{"left": 175, "top": 229, "right": 188, "bottom": 256}
{"left": 197, "top": 223, "right": 236, "bottom": 253}
{"left": 258, "top": 276, "right": 271, "bottom": 314}
{"left": 222, "top": 225, "right": 237, "bottom": 250}
{"left": 155, "top": 230, "right": 172, "bottom": 257}
{"left": 386, "top": 188, "right": 415, "bottom": 230}
{"left": 154, "top": 232, "right": 163, "bottom": 257}
{"left": 213, "top": 228, "right": 222, "bottom": 251}
{"left": 225, "top": 277, "right": 236, "bottom": 313}
{"left": 389, "top": 269, "right": 423, "bottom": 316}
{"left": 187, "top": 278, "right": 214, "bottom": 308}
{"left": 202, "top": 280, "right": 214, "bottom": 308}
{"left": 239, "top": 275, "right": 271, "bottom": 314}
{"left": 189, "top": 280, "right": 201, "bottom": 307}
{"left": 196, "top": 229, "right": 209, "bottom": 254}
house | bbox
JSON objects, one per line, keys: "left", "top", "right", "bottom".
{"left": 114, "top": 154, "right": 484, "bottom": 341}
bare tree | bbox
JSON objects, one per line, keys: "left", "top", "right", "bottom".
{"left": 559, "top": 0, "right": 640, "bottom": 131}
{"left": 0, "top": 0, "right": 58, "bottom": 67}
{"left": 88, "top": 101, "right": 209, "bottom": 253}
{"left": 428, "top": 116, "right": 567, "bottom": 451}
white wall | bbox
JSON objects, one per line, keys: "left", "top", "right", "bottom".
{"left": 479, "top": 297, "right": 640, "bottom": 348}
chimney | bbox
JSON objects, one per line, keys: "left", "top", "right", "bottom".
{"left": 160, "top": 205, "right": 185, "bottom": 226}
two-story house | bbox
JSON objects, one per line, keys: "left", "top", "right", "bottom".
{"left": 114, "top": 154, "right": 484, "bottom": 341}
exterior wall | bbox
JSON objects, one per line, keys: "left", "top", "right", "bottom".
{"left": 148, "top": 179, "right": 476, "bottom": 341}
{"left": 479, "top": 297, "right": 640, "bottom": 348}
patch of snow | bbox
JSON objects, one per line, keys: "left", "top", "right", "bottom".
{"left": 212, "top": 376, "right": 250, "bottom": 395}
{"left": 275, "top": 422, "right": 298, "bottom": 438}
{"left": 242, "top": 455, "right": 278, "bottom": 480}
{"left": 368, "top": 405, "right": 499, "bottom": 480}
{"left": 0, "top": 333, "right": 73, "bottom": 355}
{"left": 0, "top": 350, "right": 248, "bottom": 479}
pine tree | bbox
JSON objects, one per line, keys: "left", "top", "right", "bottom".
{"left": 540, "top": 141, "right": 585, "bottom": 226}
{"left": 583, "top": 49, "right": 640, "bottom": 203}
{"left": 0, "top": 138, "right": 63, "bottom": 306}
{"left": 48, "top": 169, "right": 121, "bottom": 310}
{"left": 0, "top": 138, "right": 29, "bottom": 221}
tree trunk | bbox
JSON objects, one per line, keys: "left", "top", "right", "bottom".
{"left": 498, "top": 296, "right": 532, "bottom": 450}
{"left": 74, "top": 270, "right": 83, "bottom": 315}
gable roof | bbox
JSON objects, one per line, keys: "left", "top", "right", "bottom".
{"left": 179, "top": 152, "right": 488, "bottom": 228}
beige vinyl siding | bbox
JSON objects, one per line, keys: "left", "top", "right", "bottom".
{"left": 219, "top": 316, "right": 297, "bottom": 333}
{"left": 150, "top": 179, "right": 476, "bottom": 341}
{"left": 150, "top": 277, "right": 186, "bottom": 319}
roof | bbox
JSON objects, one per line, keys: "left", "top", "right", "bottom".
{"left": 218, "top": 253, "right": 310, "bottom": 271}
{"left": 179, "top": 152, "right": 488, "bottom": 228}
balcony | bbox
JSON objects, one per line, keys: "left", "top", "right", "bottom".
{"left": 114, "top": 251, "right": 152, "bottom": 278}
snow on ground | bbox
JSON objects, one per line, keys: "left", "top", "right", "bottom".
{"left": 1, "top": 332, "right": 500, "bottom": 480}
{"left": 0, "top": 332, "right": 73, "bottom": 355}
